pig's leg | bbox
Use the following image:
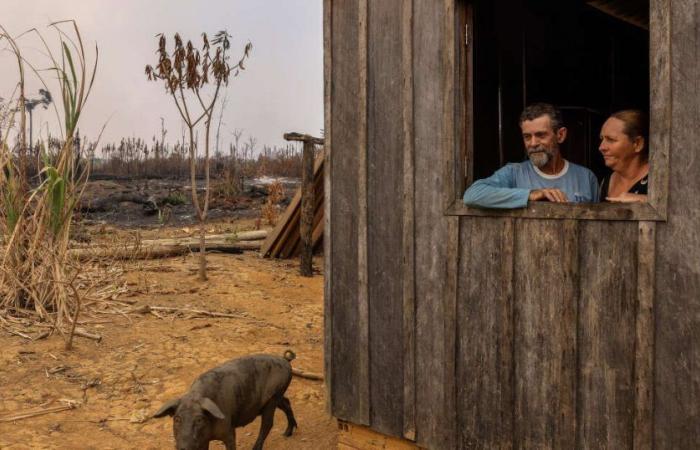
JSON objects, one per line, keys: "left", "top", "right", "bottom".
{"left": 252, "top": 400, "right": 276, "bottom": 450}
{"left": 277, "top": 396, "right": 297, "bottom": 437}
{"left": 223, "top": 428, "right": 236, "bottom": 450}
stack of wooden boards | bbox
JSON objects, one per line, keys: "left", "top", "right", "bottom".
{"left": 261, "top": 149, "right": 324, "bottom": 259}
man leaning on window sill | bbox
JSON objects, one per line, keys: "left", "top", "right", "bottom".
{"left": 463, "top": 103, "right": 599, "bottom": 209}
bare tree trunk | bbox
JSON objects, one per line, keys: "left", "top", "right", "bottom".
{"left": 198, "top": 222, "right": 207, "bottom": 281}
{"left": 198, "top": 113, "right": 213, "bottom": 282}
{"left": 300, "top": 141, "right": 314, "bottom": 277}
{"left": 187, "top": 125, "right": 207, "bottom": 282}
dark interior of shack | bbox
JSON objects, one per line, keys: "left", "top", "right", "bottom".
{"left": 470, "top": 0, "right": 650, "bottom": 182}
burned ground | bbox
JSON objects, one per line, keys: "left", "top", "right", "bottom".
{"left": 0, "top": 179, "right": 335, "bottom": 449}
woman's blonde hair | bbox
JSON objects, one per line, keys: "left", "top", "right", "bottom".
{"left": 610, "top": 109, "right": 648, "bottom": 156}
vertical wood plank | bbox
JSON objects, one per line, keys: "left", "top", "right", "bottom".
{"left": 356, "top": 0, "right": 370, "bottom": 426}
{"left": 367, "top": 0, "right": 406, "bottom": 437}
{"left": 457, "top": 217, "right": 514, "bottom": 449}
{"left": 577, "top": 221, "right": 637, "bottom": 449}
{"left": 514, "top": 219, "right": 578, "bottom": 449}
{"left": 442, "top": 1, "right": 459, "bottom": 448}
{"left": 412, "top": 0, "right": 451, "bottom": 447}
{"left": 634, "top": 222, "right": 655, "bottom": 450}
{"left": 443, "top": 0, "right": 457, "bottom": 208}
{"left": 648, "top": 0, "right": 671, "bottom": 218}
{"left": 329, "top": 0, "right": 368, "bottom": 424}
{"left": 401, "top": 0, "right": 416, "bottom": 441}
{"left": 322, "top": 0, "right": 332, "bottom": 415}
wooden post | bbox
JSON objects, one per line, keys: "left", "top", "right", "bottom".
{"left": 284, "top": 132, "right": 324, "bottom": 277}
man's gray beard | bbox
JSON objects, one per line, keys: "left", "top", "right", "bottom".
{"left": 528, "top": 148, "right": 553, "bottom": 168}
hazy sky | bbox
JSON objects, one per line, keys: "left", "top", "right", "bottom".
{"left": 0, "top": 0, "right": 323, "bottom": 154}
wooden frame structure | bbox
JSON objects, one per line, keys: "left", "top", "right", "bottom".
{"left": 261, "top": 149, "right": 324, "bottom": 259}
{"left": 325, "top": 0, "right": 698, "bottom": 448}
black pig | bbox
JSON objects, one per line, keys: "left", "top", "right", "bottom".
{"left": 154, "top": 351, "right": 297, "bottom": 450}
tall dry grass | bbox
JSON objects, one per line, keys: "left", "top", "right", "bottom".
{"left": 0, "top": 22, "right": 98, "bottom": 344}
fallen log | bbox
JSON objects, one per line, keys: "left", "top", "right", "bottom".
{"left": 140, "top": 229, "right": 268, "bottom": 246}
{"left": 138, "top": 239, "right": 261, "bottom": 250}
{"left": 79, "top": 194, "right": 158, "bottom": 213}
{"left": 205, "top": 229, "right": 269, "bottom": 241}
{"left": 69, "top": 241, "right": 261, "bottom": 261}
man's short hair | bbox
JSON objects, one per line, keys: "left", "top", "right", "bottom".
{"left": 519, "top": 103, "right": 564, "bottom": 131}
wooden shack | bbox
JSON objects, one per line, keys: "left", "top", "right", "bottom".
{"left": 324, "top": 0, "right": 698, "bottom": 448}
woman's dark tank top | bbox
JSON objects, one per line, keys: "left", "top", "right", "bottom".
{"left": 600, "top": 174, "right": 648, "bottom": 199}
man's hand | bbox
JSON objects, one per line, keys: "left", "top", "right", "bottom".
{"left": 606, "top": 193, "right": 647, "bottom": 203}
{"left": 528, "top": 188, "right": 568, "bottom": 203}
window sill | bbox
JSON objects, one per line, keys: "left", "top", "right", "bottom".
{"left": 445, "top": 200, "right": 665, "bottom": 221}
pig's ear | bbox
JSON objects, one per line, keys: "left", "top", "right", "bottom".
{"left": 200, "top": 397, "right": 225, "bottom": 420}
{"left": 153, "top": 398, "right": 180, "bottom": 418}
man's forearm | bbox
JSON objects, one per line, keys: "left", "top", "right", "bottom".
{"left": 463, "top": 181, "right": 530, "bottom": 209}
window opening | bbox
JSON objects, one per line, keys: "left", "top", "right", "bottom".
{"left": 465, "top": 0, "right": 650, "bottom": 197}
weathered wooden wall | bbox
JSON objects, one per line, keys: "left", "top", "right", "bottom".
{"left": 457, "top": 219, "right": 653, "bottom": 448}
{"left": 325, "top": 0, "right": 700, "bottom": 448}
{"left": 654, "top": 0, "right": 700, "bottom": 447}
{"left": 326, "top": 2, "right": 458, "bottom": 447}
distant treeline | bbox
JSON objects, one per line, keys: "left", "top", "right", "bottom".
{"left": 5, "top": 130, "right": 306, "bottom": 189}
{"left": 93, "top": 135, "right": 304, "bottom": 183}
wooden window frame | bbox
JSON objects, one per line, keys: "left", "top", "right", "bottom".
{"left": 445, "top": 0, "right": 669, "bottom": 222}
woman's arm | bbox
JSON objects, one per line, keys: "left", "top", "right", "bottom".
{"left": 606, "top": 192, "right": 647, "bottom": 203}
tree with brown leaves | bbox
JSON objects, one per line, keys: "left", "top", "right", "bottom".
{"left": 146, "top": 31, "right": 251, "bottom": 281}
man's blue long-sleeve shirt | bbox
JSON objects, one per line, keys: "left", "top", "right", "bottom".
{"left": 462, "top": 160, "right": 599, "bottom": 209}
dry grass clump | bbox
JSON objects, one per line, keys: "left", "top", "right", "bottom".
{"left": 261, "top": 180, "right": 284, "bottom": 226}
{"left": 0, "top": 22, "right": 109, "bottom": 347}
{"left": 210, "top": 169, "right": 241, "bottom": 206}
{"left": 0, "top": 262, "right": 128, "bottom": 342}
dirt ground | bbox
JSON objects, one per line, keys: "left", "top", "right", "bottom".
{"left": 0, "top": 214, "right": 337, "bottom": 449}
